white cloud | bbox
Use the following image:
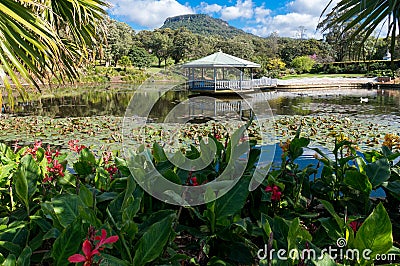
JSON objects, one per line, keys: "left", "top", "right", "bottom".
{"left": 287, "top": 0, "right": 337, "bottom": 17}
{"left": 254, "top": 5, "right": 271, "bottom": 24}
{"left": 198, "top": 2, "right": 222, "bottom": 14}
{"left": 108, "top": 0, "right": 194, "bottom": 28}
{"left": 242, "top": 0, "right": 338, "bottom": 38}
{"left": 220, "top": 0, "right": 254, "bottom": 21}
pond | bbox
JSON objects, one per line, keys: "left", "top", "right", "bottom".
{"left": 2, "top": 83, "right": 400, "bottom": 198}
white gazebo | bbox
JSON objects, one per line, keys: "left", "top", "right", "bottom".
{"left": 182, "top": 51, "right": 274, "bottom": 93}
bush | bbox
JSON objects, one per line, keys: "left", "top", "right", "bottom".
{"left": 0, "top": 131, "right": 399, "bottom": 265}
{"left": 291, "top": 56, "right": 315, "bottom": 73}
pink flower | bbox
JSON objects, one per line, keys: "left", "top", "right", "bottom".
{"left": 102, "top": 151, "right": 112, "bottom": 165}
{"left": 68, "top": 240, "right": 99, "bottom": 265}
{"left": 265, "top": 185, "right": 282, "bottom": 201}
{"left": 68, "top": 140, "right": 86, "bottom": 153}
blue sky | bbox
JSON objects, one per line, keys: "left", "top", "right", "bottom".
{"left": 107, "top": 0, "right": 340, "bottom": 38}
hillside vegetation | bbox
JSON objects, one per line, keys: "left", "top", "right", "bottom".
{"left": 161, "top": 14, "right": 251, "bottom": 38}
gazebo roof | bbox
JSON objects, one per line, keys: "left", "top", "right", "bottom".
{"left": 182, "top": 51, "right": 260, "bottom": 68}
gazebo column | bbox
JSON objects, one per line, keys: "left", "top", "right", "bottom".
{"left": 214, "top": 68, "right": 217, "bottom": 92}
{"left": 240, "top": 68, "right": 243, "bottom": 91}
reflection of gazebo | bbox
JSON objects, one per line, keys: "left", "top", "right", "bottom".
{"left": 183, "top": 51, "right": 274, "bottom": 93}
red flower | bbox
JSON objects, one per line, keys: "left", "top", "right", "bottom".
{"left": 265, "top": 185, "right": 282, "bottom": 201}
{"left": 349, "top": 220, "right": 362, "bottom": 232}
{"left": 25, "top": 140, "right": 43, "bottom": 158}
{"left": 95, "top": 229, "right": 119, "bottom": 250}
{"left": 68, "top": 240, "right": 99, "bottom": 265}
{"left": 102, "top": 151, "right": 112, "bottom": 165}
{"left": 105, "top": 166, "right": 118, "bottom": 179}
{"left": 190, "top": 176, "right": 199, "bottom": 186}
{"left": 68, "top": 229, "right": 119, "bottom": 265}
{"left": 68, "top": 139, "right": 86, "bottom": 153}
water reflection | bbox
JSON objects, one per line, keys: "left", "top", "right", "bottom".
{"left": 5, "top": 84, "right": 400, "bottom": 121}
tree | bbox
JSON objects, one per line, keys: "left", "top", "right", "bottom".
{"left": 0, "top": 0, "right": 107, "bottom": 106}
{"left": 149, "top": 30, "right": 173, "bottom": 67}
{"left": 104, "top": 19, "right": 135, "bottom": 67}
{"left": 216, "top": 37, "right": 255, "bottom": 60}
{"left": 129, "top": 46, "right": 153, "bottom": 69}
{"left": 291, "top": 56, "right": 315, "bottom": 73}
{"left": 171, "top": 28, "right": 197, "bottom": 64}
{"left": 118, "top": 56, "right": 132, "bottom": 70}
{"left": 320, "top": 0, "right": 400, "bottom": 59}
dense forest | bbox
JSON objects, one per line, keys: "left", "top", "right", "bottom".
{"left": 99, "top": 14, "right": 400, "bottom": 78}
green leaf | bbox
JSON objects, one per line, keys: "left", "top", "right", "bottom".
{"left": 0, "top": 241, "right": 22, "bottom": 255}
{"left": 214, "top": 176, "right": 250, "bottom": 220}
{"left": 51, "top": 220, "right": 85, "bottom": 266}
{"left": 320, "top": 200, "right": 344, "bottom": 229}
{"left": 13, "top": 170, "right": 28, "bottom": 210}
{"left": 133, "top": 213, "right": 175, "bottom": 266}
{"left": 42, "top": 194, "right": 86, "bottom": 229}
{"left": 312, "top": 252, "right": 337, "bottom": 266}
{"left": 79, "top": 185, "right": 94, "bottom": 208}
{"left": 80, "top": 148, "right": 96, "bottom": 164}
{"left": 354, "top": 203, "right": 393, "bottom": 261}
{"left": 153, "top": 142, "right": 167, "bottom": 163}
{"left": 382, "top": 181, "right": 400, "bottom": 200}
{"left": 287, "top": 218, "right": 312, "bottom": 252}
{"left": 289, "top": 137, "right": 310, "bottom": 160}
{"left": 101, "top": 254, "right": 130, "bottom": 266}
{"left": 16, "top": 246, "right": 31, "bottom": 266}
{"left": 13, "top": 155, "right": 39, "bottom": 210}
{"left": 3, "top": 254, "right": 16, "bottom": 266}
{"left": 365, "top": 158, "right": 390, "bottom": 188}
{"left": 344, "top": 170, "right": 372, "bottom": 195}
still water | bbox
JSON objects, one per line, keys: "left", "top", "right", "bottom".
{"left": 9, "top": 84, "right": 400, "bottom": 121}
{"left": 6, "top": 84, "right": 400, "bottom": 197}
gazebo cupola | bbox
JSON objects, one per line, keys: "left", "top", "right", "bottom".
{"left": 182, "top": 51, "right": 261, "bottom": 92}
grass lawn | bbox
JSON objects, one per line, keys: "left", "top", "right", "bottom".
{"left": 280, "top": 73, "right": 368, "bottom": 79}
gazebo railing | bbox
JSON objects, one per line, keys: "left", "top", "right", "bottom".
{"left": 188, "top": 78, "right": 276, "bottom": 91}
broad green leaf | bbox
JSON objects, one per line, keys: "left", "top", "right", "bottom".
{"left": 79, "top": 185, "right": 94, "bottom": 208}
{"left": 42, "top": 194, "right": 86, "bottom": 229}
{"left": 312, "top": 252, "right": 337, "bottom": 266}
{"left": 287, "top": 218, "right": 312, "bottom": 252}
{"left": 0, "top": 241, "right": 21, "bottom": 255}
{"left": 101, "top": 254, "right": 130, "bottom": 266}
{"left": 320, "top": 200, "right": 344, "bottom": 229}
{"left": 319, "top": 218, "right": 342, "bottom": 242}
{"left": 153, "top": 142, "right": 167, "bottom": 162}
{"left": 133, "top": 213, "right": 175, "bottom": 266}
{"left": 382, "top": 181, "right": 400, "bottom": 200}
{"left": 51, "top": 220, "right": 85, "bottom": 266}
{"left": 344, "top": 170, "right": 372, "bottom": 195}
{"left": 80, "top": 148, "right": 96, "bottom": 164}
{"left": 16, "top": 246, "right": 31, "bottom": 266}
{"left": 365, "top": 158, "right": 390, "bottom": 188}
{"left": 214, "top": 176, "right": 250, "bottom": 220}
{"left": 13, "top": 155, "right": 39, "bottom": 210}
{"left": 3, "top": 254, "right": 16, "bottom": 266}
{"left": 354, "top": 203, "right": 393, "bottom": 262}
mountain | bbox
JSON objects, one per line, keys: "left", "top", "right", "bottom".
{"left": 160, "top": 14, "right": 252, "bottom": 38}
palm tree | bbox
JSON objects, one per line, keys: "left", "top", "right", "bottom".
{"left": 0, "top": 0, "right": 107, "bottom": 107}
{"left": 320, "top": 0, "right": 399, "bottom": 57}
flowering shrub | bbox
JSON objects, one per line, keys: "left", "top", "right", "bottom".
{"left": 0, "top": 133, "right": 398, "bottom": 265}
{"left": 68, "top": 227, "right": 119, "bottom": 265}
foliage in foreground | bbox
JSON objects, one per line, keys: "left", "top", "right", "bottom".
{"left": 0, "top": 132, "right": 399, "bottom": 265}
